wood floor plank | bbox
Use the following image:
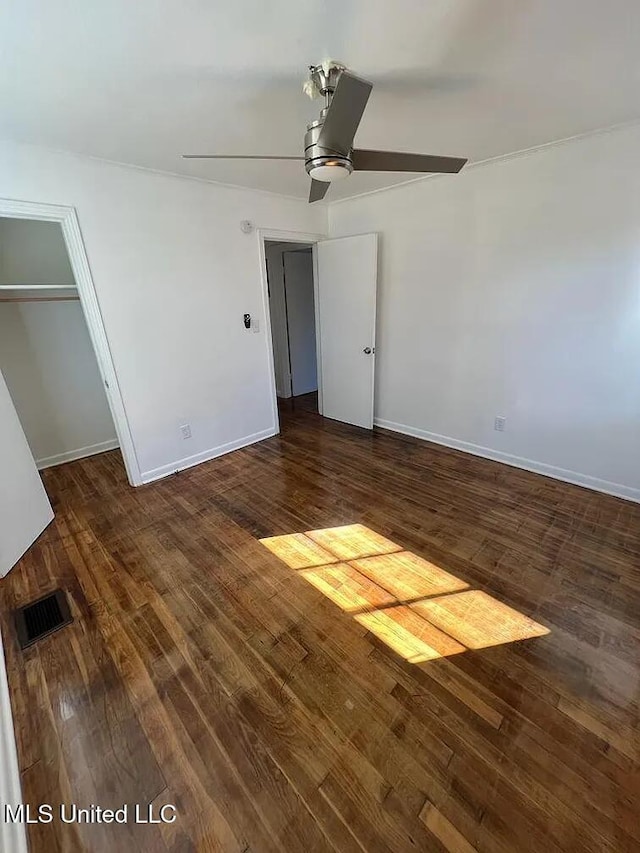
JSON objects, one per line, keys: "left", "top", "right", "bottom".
{"left": 420, "top": 802, "right": 478, "bottom": 853}
{"left": 1, "top": 393, "right": 639, "bottom": 851}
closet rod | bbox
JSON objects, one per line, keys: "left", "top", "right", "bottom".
{"left": 0, "top": 284, "right": 77, "bottom": 291}
{"left": 0, "top": 296, "right": 80, "bottom": 303}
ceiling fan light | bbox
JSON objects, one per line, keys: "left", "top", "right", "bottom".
{"left": 309, "top": 163, "right": 351, "bottom": 182}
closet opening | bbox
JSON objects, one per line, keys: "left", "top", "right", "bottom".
{"left": 264, "top": 240, "right": 318, "bottom": 416}
{"left": 0, "top": 216, "right": 121, "bottom": 472}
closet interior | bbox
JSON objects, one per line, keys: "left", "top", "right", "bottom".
{"left": 0, "top": 216, "right": 119, "bottom": 469}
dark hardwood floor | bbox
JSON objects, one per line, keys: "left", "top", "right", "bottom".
{"left": 1, "top": 402, "right": 640, "bottom": 852}
{"left": 277, "top": 390, "right": 318, "bottom": 414}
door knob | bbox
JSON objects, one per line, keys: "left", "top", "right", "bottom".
{"left": 363, "top": 347, "right": 372, "bottom": 354}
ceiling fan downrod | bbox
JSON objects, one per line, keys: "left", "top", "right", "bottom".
{"left": 308, "top": 63, "right": 342, "bottom": 110}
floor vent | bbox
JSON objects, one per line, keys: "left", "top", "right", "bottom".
{"left": 14, "top": 589, "right": 72, "bottom": 649}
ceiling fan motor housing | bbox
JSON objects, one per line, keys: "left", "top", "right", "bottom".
{"left": 304, "top": 116, "right": 353, "bottom": 181}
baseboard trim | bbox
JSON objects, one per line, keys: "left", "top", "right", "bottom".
{"left": 0, "top": 634, "right": 28, "bottom": 853}
{"left": 36, "top": 439, "right": 120, "bottom": 470}
{"left": 140, "top": 427, "right": 278, "bottom": 485}
{"left": 374, "top": 418, "right": 640, "bottom": 504}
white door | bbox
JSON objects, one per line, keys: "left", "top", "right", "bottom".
{"left": 0, "top": 370, "right": 53, "bottom": 577}
{"left": 283, "top": 249, "right": 318, "bottom": 396}
{"left": 315, "top": 233, "right": 377, "bottom": 428}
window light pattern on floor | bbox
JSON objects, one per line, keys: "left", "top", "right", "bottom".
{"left": 260, "top": 524, "right": 549, "bottom": 663}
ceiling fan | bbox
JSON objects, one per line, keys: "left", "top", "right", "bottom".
{"left": 183, "top": 62, "right": 468, "bottom": 203}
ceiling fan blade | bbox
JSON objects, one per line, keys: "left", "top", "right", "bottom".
{"left": 317, "top": 71, "right": 373, "bottom": 155}
{"left": 182, "top": 154, "right": 304, "bottom": 160}
{"left": 309, "top": 179, "right": 329, "bottom": 203}
{"left": 352, "top": 149, "right": 467, "bottom": 173}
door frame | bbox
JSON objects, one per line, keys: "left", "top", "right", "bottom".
{"left": 0, "top": 197, "right": 142, "bottom": 485}
{"left": 257, "top": 228, "right": 324, "bottom": 434}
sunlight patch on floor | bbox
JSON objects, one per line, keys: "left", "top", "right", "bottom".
{"left": 259, "top": 532, "right": 337, "bottom": 569}
{"left": 299, "top": 563, "right": 396, "bottom": 612}
{"left": 259, "top": 524, "right": 549, "bottom": 662}
{"left": 305, "top": 524, "right": 402, "bottom": 561}
{"left": 355, "top": 606, "right": 466, "bottom": 663}
{"left": 352, "top": 551, "right": 468, "bottom": 600}
{"left": 412, "top": 590, "right": 550, "bottom": 649}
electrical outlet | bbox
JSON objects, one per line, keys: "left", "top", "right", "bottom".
{"left": 180, "top": 424, "right": 192, "bottom": 440}
{"left": 494, "top": 416, "right": 506, "bottom": 432}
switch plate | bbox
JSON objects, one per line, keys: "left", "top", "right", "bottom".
{"left": 494, "top": 416, "right": 506, "bottom": 432}
{"left": 180, "top": 424, "right": 192, "bottom": 440}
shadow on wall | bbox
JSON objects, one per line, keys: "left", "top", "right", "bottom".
{"left": 260, "top": 523, "right": 549, "bottom": 663}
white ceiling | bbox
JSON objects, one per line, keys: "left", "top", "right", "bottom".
{"left": 2, "top": 0, "right": 640, "bottom": 201}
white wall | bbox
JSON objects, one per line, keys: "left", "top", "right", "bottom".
{"left": 0, "top": 218, "right": 74, "bottom": 285}
{"left": 0, "top": 302, "right": 118, "bottom": 467}
{"left": 329, "top": 123, "right": 640, "bottom": 501}
{"left": 0, "top": 141, "right": 326, "bottom": 481}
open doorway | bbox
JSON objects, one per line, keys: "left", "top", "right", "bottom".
{"left": 0, "top": 216, "right": 120, "bottom": 470}
{"left": 265, "top": 240, "right": 319, "bottom": 415}
{"left": 259, "top": 229, "right": 378, "bottom": 433}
